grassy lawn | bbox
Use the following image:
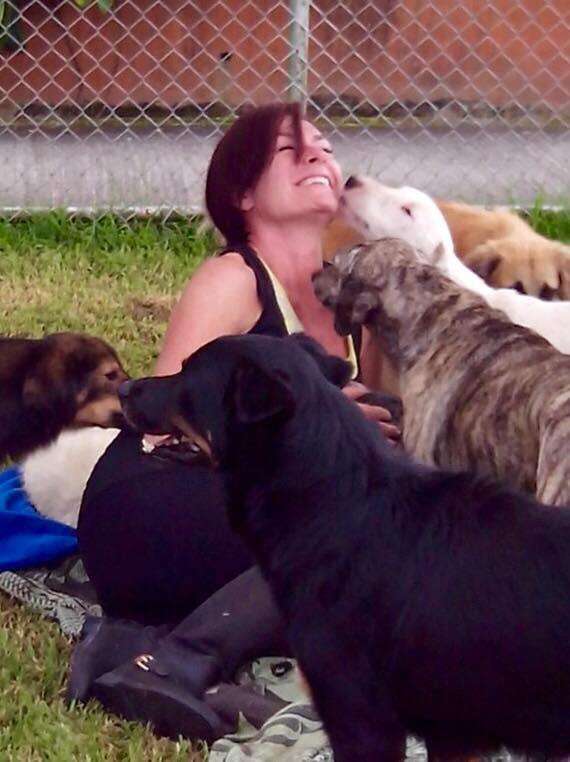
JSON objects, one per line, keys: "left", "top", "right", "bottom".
{"left": 0, "top": 206, "right": 568, "bottom": 759}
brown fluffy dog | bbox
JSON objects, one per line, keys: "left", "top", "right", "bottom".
{"left": 0, "top": 332, "right": 128, "bottom": 461}
{"left": 314, "top": 239, "right": 570, "bottom": 507}
{"left": 323, "top": 202, "right": 570, "bottom": 299}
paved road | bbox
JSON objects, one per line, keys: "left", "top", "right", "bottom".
{"left": 1, "top": 125, "right": 568, "bottom": 212}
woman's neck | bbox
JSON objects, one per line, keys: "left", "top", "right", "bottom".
{"left": 248, "top": 222, "right": 324, "bottom": 295}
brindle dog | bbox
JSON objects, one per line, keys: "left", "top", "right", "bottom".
{"left": 0, "top": 332, "right": 128, "bottom": 461}
{"left": 313, "top": 239, "right": 570, "bottom": 507}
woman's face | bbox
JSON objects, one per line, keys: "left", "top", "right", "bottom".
{"left": 241, "top": 117, "right": 343, "bottom": 228}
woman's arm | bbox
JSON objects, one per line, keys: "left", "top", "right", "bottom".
{"left": 154, "top": 253, "right": 261, "bottom": 377}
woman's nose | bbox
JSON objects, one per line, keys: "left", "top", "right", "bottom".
{"left": 301, "top": 142, "right": 326, "bottom": 163}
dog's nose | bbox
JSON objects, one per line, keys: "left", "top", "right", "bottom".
{"left": 119, "top": 379, "right": 135, "bottom": 399}
{"left": 344, "top": 175, "right": 361, "bottom": 190}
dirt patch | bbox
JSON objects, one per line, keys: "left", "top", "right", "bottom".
{"left": 128, "top": 295, "right": 174, "bottom": 322}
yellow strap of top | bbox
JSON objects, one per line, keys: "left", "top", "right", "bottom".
{"left": 258, "top": 257, "right": 358, "bottom": 380}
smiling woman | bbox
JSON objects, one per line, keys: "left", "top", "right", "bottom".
{"left": 74, "top": 101, "right": 400, "bottom": 743}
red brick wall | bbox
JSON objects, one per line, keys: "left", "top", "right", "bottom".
{"left": 0, "top": 0, "right": 567, "bottom": 111}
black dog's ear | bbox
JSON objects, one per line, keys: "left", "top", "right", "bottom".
{"left": 233, "top": 359, "right": 296, "bottom": 425}
{"left": 290, "top": 334, "right": 352, "bottom": 388}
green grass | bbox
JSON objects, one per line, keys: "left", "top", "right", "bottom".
{"left": 0, "top": 213, "right": 218, "bottom": 375}
{"left": 525, "top": 202, "right": 570, "bottom": 243}
{"left": 0, "top": 205, "right": 568, "bottom": 758}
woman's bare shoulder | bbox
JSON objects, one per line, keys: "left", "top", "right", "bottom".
{"left": 173, "top": 251, "right": 260, "bottom": 333}
{"left": 153, "top": 251, "right": 262, "bottom": 375}
{"left": 190, "top": 251, "right": 257, "bottom": 287}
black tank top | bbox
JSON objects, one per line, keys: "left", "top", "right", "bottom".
{"left": 218, "top": 244, "right": 289, "bottom": 337}
{"left": 218, "top": 244, "right": 361, "bottom": 377}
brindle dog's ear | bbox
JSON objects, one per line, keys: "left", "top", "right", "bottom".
{"left": 334, "top": 280, "right": 379, "bottom": 336}
{"left": 233, "top": 359, "right": 296, "bottom": 425}
{"left": 290, "top": 334, "right": 352, "bottom": 388}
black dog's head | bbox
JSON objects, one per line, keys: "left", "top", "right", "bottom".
{"left": 120, "top": 333, "right": 352, "bottom": 467}
{"left": 23, "top": 332, "right": 129, "bottom": 429}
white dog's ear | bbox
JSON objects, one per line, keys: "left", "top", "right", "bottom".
{"left": 432, "top": 243, "right": 445, "bottom": 264}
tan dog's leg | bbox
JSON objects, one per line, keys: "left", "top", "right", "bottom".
{"left": 464, "top": 239, "right": 570, "bottom": 299}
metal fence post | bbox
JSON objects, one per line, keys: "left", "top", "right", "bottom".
{"left": 288, "top": 0, "right": 310, "bottom": 104}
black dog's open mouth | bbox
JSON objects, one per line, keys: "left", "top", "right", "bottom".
{"left": 141, "top": 421, "right": 216, "bottom": 466}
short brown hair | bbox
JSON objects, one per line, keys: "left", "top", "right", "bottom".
{"left": 205, "top": 102, "right": 304, "bottom": 245}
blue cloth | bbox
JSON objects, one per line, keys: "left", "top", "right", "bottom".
{"left": 0, "top": 467, "right": 77, "bottom": 571}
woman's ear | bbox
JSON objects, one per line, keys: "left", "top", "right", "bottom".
{"left": 239, "top": 191, "right": 254, "bottom": 212}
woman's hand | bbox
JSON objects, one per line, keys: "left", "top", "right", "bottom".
{"left": 342, "top": 381, "right": 401, "bottom": 444}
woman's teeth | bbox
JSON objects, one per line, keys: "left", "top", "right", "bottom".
{"left": 300, "top": 176, "right": 330, "bottom": 187}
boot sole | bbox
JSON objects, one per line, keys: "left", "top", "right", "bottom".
{"left": 92, "top": 668, "right": 224, "bottom": 743}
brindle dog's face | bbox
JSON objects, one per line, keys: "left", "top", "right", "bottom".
{"left": 313, "top": 243, "right": 391, "bottom": 335}
{"left": 119, "top": 334, "right": 352, "bottom": 466}
{"left": 23, "top": 332, "right": 129, "bottom": 428}
{"left": 314, "top": 239, "right": 426, "bottom": 336}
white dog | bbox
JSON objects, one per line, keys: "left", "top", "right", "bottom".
{"left": 339, "top": 176, "right": 570, "bottom": 354}
{"left": 21, "top": 427, "right": 119, "bottom": 528}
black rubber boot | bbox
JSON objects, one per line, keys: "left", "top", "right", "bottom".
{"left": 90, "top": 567, "right": 291, "bottom": 742}
{"left": 66, "top": 615, "right": 168, "bottom": 704}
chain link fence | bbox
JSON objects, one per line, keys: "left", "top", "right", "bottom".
{"left": 0, "top": 0, "right": 568, "bottom": 213}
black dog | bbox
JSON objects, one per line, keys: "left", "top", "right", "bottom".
{"left": 120, "top": 333, "right": 570, "bottom": 762}
{"left": 0, "top": 332, "right": 128, "bottom": 461}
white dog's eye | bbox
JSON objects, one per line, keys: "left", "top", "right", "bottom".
{"left": 402, "top": 206, "right": 413, "bottom": 217}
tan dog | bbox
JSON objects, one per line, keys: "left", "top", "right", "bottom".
{"left": 313, "top": 239, "right": 570, "bottom": 507}
{"left": 323, "top": 201, "right": 570, "bottom": 299}
{"left": 438, "top": 200, "right": 570, "bottom": 299}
